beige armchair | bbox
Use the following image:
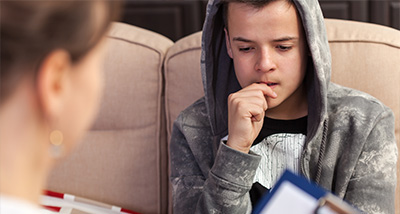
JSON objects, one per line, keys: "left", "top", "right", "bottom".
{"left": 47, "top": 19, "right": 400, "bottom": 214}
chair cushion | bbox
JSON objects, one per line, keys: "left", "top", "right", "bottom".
{"left": 164, "top": 32, "right": 204, "bottom": 140}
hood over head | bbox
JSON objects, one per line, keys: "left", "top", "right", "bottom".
{"left": 201, "top": 0, "right": 331, "bottom": 142}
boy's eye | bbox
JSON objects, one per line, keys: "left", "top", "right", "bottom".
{"left": 277, "top": 45, "right": 292, "bottom": 51}
{"left": 239, "top": 47, "right": 253, "bottom": 52}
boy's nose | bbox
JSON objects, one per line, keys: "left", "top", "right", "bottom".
{"left": 255, "top": 48, "right": 276, "bottom": 73}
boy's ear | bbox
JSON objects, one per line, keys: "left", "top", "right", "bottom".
{"left": 36, "top": 50, "right": 71, "bottom": 119}
{"left": 224, "top": 28, "right": 233, "bottom": 59}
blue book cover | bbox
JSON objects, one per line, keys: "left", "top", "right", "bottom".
{"left": 252, "top": 170, "right": 361, "bottom": 214}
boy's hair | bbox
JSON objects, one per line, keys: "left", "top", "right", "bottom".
{"left": 222, "top": 0, "right": 294, "bottom": 30}
{"left": 0, "top": 0, "right": 121, "bottom": 103}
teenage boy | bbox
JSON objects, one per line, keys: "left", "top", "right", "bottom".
{"left": 170, "top": 0, "right": 397, "bottom": 213}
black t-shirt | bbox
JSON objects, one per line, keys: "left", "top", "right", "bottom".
{"left": 249, "top": 116, "right": 307, "bottom": 207}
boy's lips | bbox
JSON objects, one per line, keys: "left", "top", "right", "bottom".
{"left": 258, "top": 81, "right": 278, "bottom": 88}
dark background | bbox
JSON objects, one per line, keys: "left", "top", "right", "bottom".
{"left": 121, "top": 0, "right": 400, "bottom": 41}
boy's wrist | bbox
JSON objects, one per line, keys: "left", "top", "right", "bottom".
{"left": 211, "top": 142, "right": 261, "bottom": 188}
{"left": 226, "top": 139, "right": 251, "bottom": 154}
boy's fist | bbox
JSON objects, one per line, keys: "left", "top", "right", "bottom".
{"left": 226, "top": 83, "right": 277, "bottom": 153}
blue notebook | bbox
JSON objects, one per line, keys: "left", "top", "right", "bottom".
{"left": 252, "top": 170, "right": 362, "bottom": 214}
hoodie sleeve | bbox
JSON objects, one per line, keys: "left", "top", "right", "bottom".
{"left": 343, "top": 107, "right": 398, "bottom": 214}
{"left": 170, "top": 114, "right": 261, "bottom": 214}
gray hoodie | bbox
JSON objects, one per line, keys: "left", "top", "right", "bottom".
{"left": 170, "top": 0, "right": 398, "bottom": 213}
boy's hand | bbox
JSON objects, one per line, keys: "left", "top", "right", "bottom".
{"left": 226, "top": 83, "right": 277, "bottom": 153}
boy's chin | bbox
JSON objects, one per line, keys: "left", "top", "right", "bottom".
{"left": 266, "top": 101, "right": 280, "bottom": 113}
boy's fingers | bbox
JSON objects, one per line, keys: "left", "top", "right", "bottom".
{"left": 249, "top": 105, "right": 265, "bottom": 122}
{"left": 229, "top": 86, "right": 269, "bottom": 112}
{"left": 251, "top": 113, "right": 264, "bottom": 122}
{"left": 244, "top": 83, "right": 277, "bottom": 98}
{"left": 259, "top": 83, "right": 278, "bottom": 98}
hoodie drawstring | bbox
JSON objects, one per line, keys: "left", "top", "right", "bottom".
{"left": 315, "top": 119, "right": 328, "bottom": 184}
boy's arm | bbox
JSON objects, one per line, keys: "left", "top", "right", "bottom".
{"left": 343, "top": 107, "right": 397, "bottom": 214}
{"left": 170, "top": 83, "right": 274, "bottom": 213}
{"left": 170, "top": 116, "right": 261, "bottom": 214}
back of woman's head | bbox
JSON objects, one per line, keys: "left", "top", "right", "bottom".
{"left": 0, "top": 0, "right": 121, "bottom": 103}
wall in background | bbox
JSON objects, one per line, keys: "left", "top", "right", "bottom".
{"left": 121, "top": 0, "right": 399, "bottom": 41}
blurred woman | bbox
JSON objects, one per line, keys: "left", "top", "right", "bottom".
{"left": 0, "top": 1, "right": 120, "bottom": 213}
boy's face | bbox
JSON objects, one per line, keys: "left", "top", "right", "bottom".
{"left": 225, "top": 1, "right": 309, "bottom": 117}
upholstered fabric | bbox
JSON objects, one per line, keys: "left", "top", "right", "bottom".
{"left": 164, "top": 32, "right": 203, "bottom": 140}
{"left": 47, "top": 22, "right": 173, "bottom": 214}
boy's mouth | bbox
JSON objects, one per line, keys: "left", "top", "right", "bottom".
{"left": 258, "top": 82, "right": 278, "bottom": 87}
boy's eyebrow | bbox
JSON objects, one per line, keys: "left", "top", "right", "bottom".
{"left": 272, "top": 36, "right": 298, "bottom": 42}
{"left": 232, "top": 36, "right": 298, "bottom": 43}
{"left": 232, "top": 37, "right": 254, "bottom": 43}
